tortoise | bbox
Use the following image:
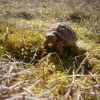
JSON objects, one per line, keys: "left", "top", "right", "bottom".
{"left": 44, "top": 22, "right": 78, "bottom": 55}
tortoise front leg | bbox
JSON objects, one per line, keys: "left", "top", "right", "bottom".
{"left": 56, "top": 41, "right": 63, "bottom": 56}
{"left": 44, "top": 40, "right": 49, "bottom": 50}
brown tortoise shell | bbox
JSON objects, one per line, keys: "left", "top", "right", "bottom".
{"left": 44, "top": 22, "right": 78, "bottom": 55}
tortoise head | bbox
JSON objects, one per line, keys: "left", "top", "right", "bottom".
{"left": 46, "top": 31, "right": 58, "bottom": 46}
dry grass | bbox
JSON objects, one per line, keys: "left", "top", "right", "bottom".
{"left": 0, "top": 53, "right": 100, "bottom": 100}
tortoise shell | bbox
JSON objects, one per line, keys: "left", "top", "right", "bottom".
{"left": 48, "top": 22, "right": 77, "bottom": 46}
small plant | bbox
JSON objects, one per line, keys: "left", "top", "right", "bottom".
{"left": 69, "top": 11, "right": 90, "bottom": 22}
{"left": 15, "top": 11, "right": 33, "bottom": 20}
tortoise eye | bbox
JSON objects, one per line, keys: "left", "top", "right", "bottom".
{"left": 59, "top": 28, "right": 65, "bottom": 32}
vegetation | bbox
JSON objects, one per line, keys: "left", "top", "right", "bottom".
{"left": 0, "top": 0, "right": 100, "bottom": 100}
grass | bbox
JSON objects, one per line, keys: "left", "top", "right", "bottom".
{"left": 0, "top": 0, "right": 100, "bottom": 99}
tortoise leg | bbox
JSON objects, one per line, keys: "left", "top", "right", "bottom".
{"left": 44, "top": 41, "right": 49, "bottom": 51}
{"left": 56, "top": 41, "right": 63, "bottom": 56}
{"left": 69, "top": 43, "right": 79, "bottom": 55}
{"left": 73, "top": 43, "right": 79, "bottom": 51}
